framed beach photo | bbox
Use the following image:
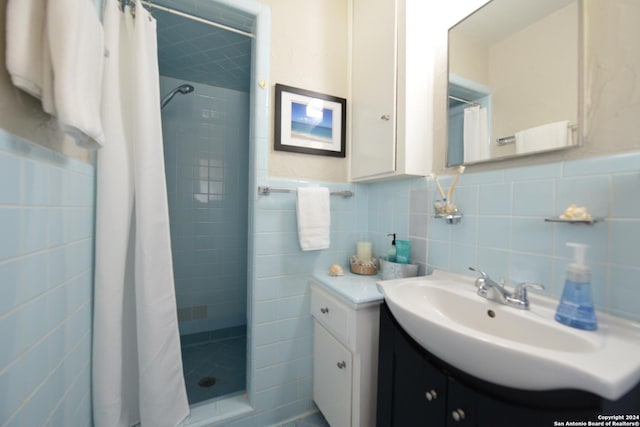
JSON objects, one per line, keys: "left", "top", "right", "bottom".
{"left": 274, "top": 84, "right": 346, "bottom": 158}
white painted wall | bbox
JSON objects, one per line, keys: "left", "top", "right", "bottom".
{"left": 260, "top": 0, "right": 349, "bottom": 182}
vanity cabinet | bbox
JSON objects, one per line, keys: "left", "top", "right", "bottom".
{"left": 311, "top": 280, "right": 382, "bottom": 427}
{"left": 350, "top": 0, "right": 433, "bottom": 182}
{"left": 313, "top": 321, "right": 352, "bottom": 426}
{"left": 377, "top": 303, "right": 640, "bottom": 426}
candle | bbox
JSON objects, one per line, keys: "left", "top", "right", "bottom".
{"left": 357, "top": 241, "right": 372, "bottom": 262}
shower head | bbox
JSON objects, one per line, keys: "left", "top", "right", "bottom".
{"left": 160, "top": 84, "right": 195, "bottom": 109}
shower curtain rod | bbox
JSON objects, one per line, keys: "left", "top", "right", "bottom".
{"left": 140, "top": 1, "right": 255, "bottom": 38}
{"left": 449, "top": 95, "right": 480, "bottom": 107}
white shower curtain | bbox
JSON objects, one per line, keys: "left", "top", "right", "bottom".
{"left": 93, "top": 1, "right": 189, "bottom": 426}
{"left": 463, "top": 105, "right": 490, "bottom": 163}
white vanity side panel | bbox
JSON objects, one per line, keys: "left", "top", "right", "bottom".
{"left": 352, "top": 305, "right": 381, "bottom": 427}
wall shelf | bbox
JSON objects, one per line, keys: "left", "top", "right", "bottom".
{"left": 544, "top": 217, "right": 603, "bottom": 225}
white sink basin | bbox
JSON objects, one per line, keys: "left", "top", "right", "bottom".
{"left": 377, "top": 270, "right": 640, "bottom": 400}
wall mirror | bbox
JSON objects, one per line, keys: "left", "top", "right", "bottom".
{"left": 447, "top": 0, "right": 583, "bottom": 167}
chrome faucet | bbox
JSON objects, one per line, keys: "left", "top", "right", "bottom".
{"left": 468, "top": 267, "right": 544, "bottom": 310}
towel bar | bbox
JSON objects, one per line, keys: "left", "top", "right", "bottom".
{"left": 257, "top": 186, "right": 353, "bottom": 198}
{"left": 496, "top": 123, "right": 577, "bottom": 146}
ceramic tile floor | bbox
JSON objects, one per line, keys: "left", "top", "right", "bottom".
{"left": 181, "top": 333, "right": 247, "bottom": 404}
{"left": 279, "top": 411, "right": 330, "bottom": 427}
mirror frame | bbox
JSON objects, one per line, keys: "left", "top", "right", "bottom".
{"left": 445, "top": 0, "right": 585, "bottom": 167}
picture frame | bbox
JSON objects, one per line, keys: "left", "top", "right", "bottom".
{"left": 274, "top": 84, "right": 346, "bottom": 158}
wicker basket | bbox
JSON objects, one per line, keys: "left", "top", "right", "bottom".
{"left": 350, "top": 259, "right": 378, "bottom": 275}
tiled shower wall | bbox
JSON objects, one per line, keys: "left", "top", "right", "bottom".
{"left": 160, "top": 76, "right": 250, "bottom": 336}
{"left": 0, "top": 130, "right": 94, "bottom": 426}
{"left": 369, "top": 151, "right": 640, "bottom": 321}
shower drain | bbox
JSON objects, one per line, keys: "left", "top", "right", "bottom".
{"left": 198, "top": 376, "right": 217, "bottom": 388}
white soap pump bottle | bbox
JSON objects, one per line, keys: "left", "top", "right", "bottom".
{"left": 554, "top": 243, "right": 598, "bottom": 330}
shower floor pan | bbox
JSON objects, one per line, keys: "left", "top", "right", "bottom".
{"left": 181, "top": 330, "right": 246, "bottom": 404}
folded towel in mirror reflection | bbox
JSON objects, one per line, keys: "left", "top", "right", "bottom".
{"left": 515, "top": 120, "right": 571, "bottom": 154}
{"left": 463, "top": 106, "right": 490, "bottom": 163}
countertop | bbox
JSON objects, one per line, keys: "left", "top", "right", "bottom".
{"left": 310, "top": 268, "right": 384, "bottom": 307}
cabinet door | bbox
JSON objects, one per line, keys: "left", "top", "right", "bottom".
{"left": 313, "top": 321, "right": 352, "bottom": 427}
{"left": 351, "top": 0, "right": 397, "bottom": 180}
{"left": 392, "top": 325, "right": 447, "bottom": 426}
{"left": 376, "top": 304, "right": 395, "bottom": 426}
{"left": 446, "top": 379, "right": 477, "bottom": 427}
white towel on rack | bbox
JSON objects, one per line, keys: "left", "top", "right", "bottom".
{"left": 515, "top": 120, "right": 571, "bottom": 154}
{"left": 463, "top": 106, "right": 490, "bottom": 163}
{"left": 296, "top": 187, "right": 330, "bottom": 251}
{"left": 47, "top": 0, "right": 106, "bottom": 149}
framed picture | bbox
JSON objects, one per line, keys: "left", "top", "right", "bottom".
{"left": 274, "top": 84, "right": 346, "bottom": 158}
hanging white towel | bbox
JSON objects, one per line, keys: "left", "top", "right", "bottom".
{"left": 296, "top": 187, "right": 331, "bottom": 251}
{"left": 463, "top": 106, "right": 490, "bottom": 163}
{"left": 515, "top": 120, "right": 571, "bottom": 154}
{"left": 5, "top": 0, "right": 50, "bottom": 99}
{"left": 46, "top": 0, "right": 106, "bottom": 149}
{"left": 5, "top": 0, "right": 105, "bottom": 149}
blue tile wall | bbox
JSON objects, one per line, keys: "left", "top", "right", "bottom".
{"left": 160, "top": 76, "right": 250, "bottom": 336}
{"left": 0, "top": 129, "right": 94, "bottom": 427}
{"left": 366, "top": 178, "right": 427, "bottom": 266}
{"left": 248, "top": 177, "right": 366, "bottom": 425}
{"left": 374, "top": 151, "right": 640, "bottom": 321}
{"left": 3, "top": 120, "right": 634, "bottom": 426}
{"left": 2, "top": 125, "right": 633, "bottom": 427}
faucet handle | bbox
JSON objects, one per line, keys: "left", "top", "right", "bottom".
{"left": 469, "top": 267, "right": 489, "bottom": 290}
{"left": 468, "top": 267, "right": 487, "bottom": 278}
{"left": 512, "top": 282, "right": 545, "bottom": 301}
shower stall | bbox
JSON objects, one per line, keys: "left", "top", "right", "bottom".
{"left": 154, "top": 2, "right": 253, "bottom": 405}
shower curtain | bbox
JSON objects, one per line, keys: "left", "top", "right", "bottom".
{"left": 93, "top": 1, "right": 189, "bottom": 426}
{"left": 463, "top": 105, "right": 490, "bottom": 163}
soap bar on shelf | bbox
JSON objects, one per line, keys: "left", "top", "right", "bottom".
{"left": 560, "top": 204, "right": 591, "bottom": 221}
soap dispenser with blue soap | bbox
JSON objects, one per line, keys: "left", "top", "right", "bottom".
{"left": 555, "top": 242, "right": 597, "bottom": 331}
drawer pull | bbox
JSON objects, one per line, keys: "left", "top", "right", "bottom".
{"left": 320, "top": 307, "right": 329, "bottom": 314}
{"left": 380, "top": 114, "right": 391, "bottom": 121}
{"left": 425, "top": 390, "right": 438, "bottom": 401}
{"left": 336, "top": 361, "right": 347, "bottom": 369}
{"left": 452, "top": 409, "right": 465, "bottom": 422}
